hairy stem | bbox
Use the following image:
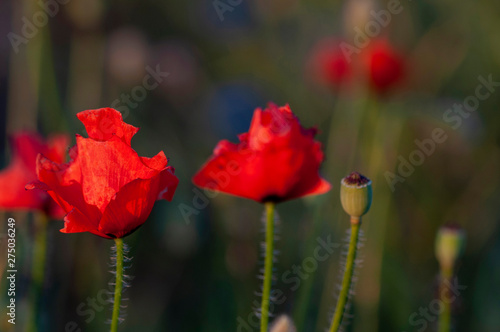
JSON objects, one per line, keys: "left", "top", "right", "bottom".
{"left": 329, "top": 217, "right": 360, "bottom": 332}
{"left": 438, "top": 268, "right": 453, "bottom": 332}
{"left": 260, "top": 202, "right": 275, "bottom": 332}
{"left": 110, "top": 238, "right": 124, "bottom": 332}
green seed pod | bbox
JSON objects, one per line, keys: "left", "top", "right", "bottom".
{"left": 435, "top": 224, "right": 466, "bottom": 271}
{"left": 340, "top": 172, "right": 372, "bottom": 220}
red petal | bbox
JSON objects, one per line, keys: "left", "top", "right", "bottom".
{"left": 247, "top": 105, "right": 304, "bottom": 151}
{"left": 0, "top": 162, "right": 45, "bottom": 210}
{"left": 26, "top": 180, "right": 50, "bottom": 191}
{"left": 98, "top": 173, "right": 163, "bottom": 238}
{"left": 46, "top": 190, "right": 74, "bottom": 219}
{"left": 213, "top": 140, "right": 239, "bottom": 155}
{"left": 0, "top": 132, "right": 70, "bottom": 216}
{"left": 157, "top": 167, "right": 179, "bottom": 201}
{"left": 286, "top": 175, "right": 332, "bottom": 201}
{"left": 46, "top": 134, "right": 70, "bottom": 163}
{"left": 35, "top": 153, "right": 102, "bottom": 224}
{"left": 193, "top": 146, "right": 307, "bottom": 202}
{"left": 76, "top": 135, "right": 162, "bottom": 212}
{"left": 0, "top": 133, "right": 46, "bottom": 210}
{"left": 140, "top": 151, "right": 169, "bottom": 170}
{"left": 61, "top": 208, "right": 100, "bottom": 234}
{"left": 77, "top": 108, "right": 139, "bottom": 145}
{"left": 10, "top": 132, "right": 45, "bottom": 169}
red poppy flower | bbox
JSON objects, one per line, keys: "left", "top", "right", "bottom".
{"left": 306, "top": 38, "right": 351, "bottom": 88}
{"left": 0, "top": 132, "right": 69, "bottom": 218}
{"left": 26, "top": 108, "right": 179, "bottom": 239}
{"left": 364, "top": 39, "right": 404, "bottom": 94}
{"left": 192, "top": 104, "right": 331, "bottom": 203}
{"left": 308, "top": 38, "right": 404, "bottom": 94}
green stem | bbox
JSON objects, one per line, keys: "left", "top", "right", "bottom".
{"left": 110, "top": 238, "right": 124, "bottom": 332}
{"left": 329, "top": 218, "right": 360, "bottom": 332}
{"left": 29, "top": 213, "right": 49, "bottom": 332}
{"left": 260, "top": 202, "right": 275, "bottom": 332}
{"left": 438, "top": 268, "right": 453, "bottom": 332}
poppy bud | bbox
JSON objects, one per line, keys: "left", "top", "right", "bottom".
{"left": 435, "top": 224, "right": 466, "bottom": 271}
{"left": 270, "top": 315, "right": 296, "bottom": 332}
{"left": 340, "top": 172, "right": 372, "bottom": 221}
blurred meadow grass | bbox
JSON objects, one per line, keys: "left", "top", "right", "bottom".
{"left": 0, "top": 0, "right": 500, "bottom": 331}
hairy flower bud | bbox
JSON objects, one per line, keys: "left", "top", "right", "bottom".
{"left": 340, "top": 172, "right": 372, "bottom": 221}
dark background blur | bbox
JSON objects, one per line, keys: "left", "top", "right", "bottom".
{"left": 0, "top": 0, "right": 499, "bottom": 331}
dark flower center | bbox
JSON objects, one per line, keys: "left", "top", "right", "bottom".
{"left": 344, "top": 172, "right": 370, "bottom": 186}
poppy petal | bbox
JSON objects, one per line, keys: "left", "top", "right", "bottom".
{"left": 140, "top": 151, "right": 169, "bottom": 171}
{"left": 76, "top": 135, "right": 161, "bottom": 211}
{"left": 61, "top": 207, "right": 100, "bottom": 234}
{"left": 0, "top": 132, "right": 69, "bottom": 214}
{"left": 98, "top": 175, "right": 161, "bottom": 238}
{"left": 35, "top": 154, "right": 102, "bottom": 223}
{"left": 77, "top": 108, "right": 139, "bottom": 145}
{"left": 157, "top": 167, "right": 179, "bottom": 201}
{"left": 0, "top": 163, "right": 44, "bottom": 209}
{"left": 10, "top": 132, "right": 46, "bottom": 169}
{"left": 46, "top": 134, "right": 70, "bottom": 164}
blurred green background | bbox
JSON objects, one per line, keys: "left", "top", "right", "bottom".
{"left": 0, "top": 0, "right": 499, "bottom": 331}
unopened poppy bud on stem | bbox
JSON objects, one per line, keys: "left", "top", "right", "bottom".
{"left": 435, "top": 224, "right": 465, "bottom": 332}
{"left": 340, "top": 172, "right": 372, "bottom": 223}
{"left": 435, "top": 224, "right": 466, "bottom": 272}
{"left": 329, "top": 172, "right": 371, "bottom": 332}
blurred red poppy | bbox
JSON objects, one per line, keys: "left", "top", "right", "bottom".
{"left": 307, "top": 37, "right": 404, "bottom": 94}
{"left": 192, "top": 104, "right": 331, "bottom": 203}
{"left": 306, "top": 38, "right": 351, "bottom": 88}
{"left": 363, "top": 39, "right": 404, "bottom": 94}
{"left": 0, "top": 132, "right": 69, "bottom": 218}
{"left": 26, "top": 108, "right": 179, "bottom": 239}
